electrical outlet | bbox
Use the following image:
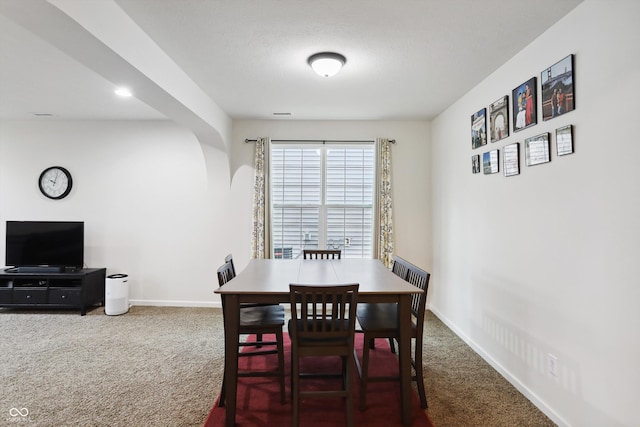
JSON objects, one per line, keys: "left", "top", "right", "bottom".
{"left": 547, "top": 353, "right": 558, "bottom": 377}
{"left": 344, "top": 237, "right": 350, "bottom": 247}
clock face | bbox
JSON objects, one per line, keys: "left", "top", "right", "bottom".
{"left": 39, "top": 166, "right": 73, "bottom": 199}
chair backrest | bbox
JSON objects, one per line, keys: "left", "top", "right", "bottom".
{"left": 391, "top": 256, "right": 411, "bottom": 279}
{"left": 217, "top": 261, "right": 234, "bottom": 287}
{"left": 405, "top": 266, "right": 431, "bottom": 317}
{"left": 289, "top": 284, "right": 359, "bottom": 341}
{"left": 303, "top": 249, "right": 342, "bottom": 259}
{"left": 402, "top": 261, "right": 431, "bottom": 327}
{"left": 224, "top": 254, "right": 236, "bottom": 278}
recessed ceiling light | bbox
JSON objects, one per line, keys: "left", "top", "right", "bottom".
{"left": 114, "top": 87, "right": 133, "bottom": 97}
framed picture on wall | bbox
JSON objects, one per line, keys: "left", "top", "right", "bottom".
{"left": 483, "top": 149, "right": 499, "bottom": 174}
{"left": 489, "top": 95, "right": 509, "bottom": 143}
{"left": 472, "top": 155, "right": 481, "bottom": 174}
{"left": 556, "top": 125, "right": 574, "bottom": 156}
{"left": 512, "top": 77, "right": 537, "bottom": 132}
{"left": 471, "top": 108, "right": 487, "bottom": 149}
{"left": 525, "top": 133, "right": 550, "bottom": 166}
{"left": 541, "top": 54, "right": 575, "bottom": 121}
{"left": 503, "top": 143, "right": 520, "bottom": 177}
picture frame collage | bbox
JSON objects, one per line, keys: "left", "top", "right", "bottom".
{"left": 471, "top": 54, "right": 575, "bottom": 177}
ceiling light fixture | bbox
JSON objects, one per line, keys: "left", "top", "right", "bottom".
{"left": 307, "top": 52, "right": 346, "bottom": 77}
{"left": 114, "top": 87, "right": 133, "bottom": 97}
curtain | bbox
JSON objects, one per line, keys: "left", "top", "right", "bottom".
{"left": 376, "top": 138, "right": 394, "bottom": 268}
{"left": 251, "top": 137, "right": 270, "bottom": 259}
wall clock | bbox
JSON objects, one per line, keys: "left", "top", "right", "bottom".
{"left": 39, "top": 166, "right": 73, "bottom": 200}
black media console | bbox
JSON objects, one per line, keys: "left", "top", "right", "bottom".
{"left": 0, "top": 268, "right": 106, "bottom": 316}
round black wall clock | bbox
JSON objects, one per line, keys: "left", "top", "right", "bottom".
{"left": 39, "top": 166, "right": 73, "bottom": 200}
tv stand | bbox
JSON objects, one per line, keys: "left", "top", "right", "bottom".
{"left": 7, "top": 266, "right": 65, "bottom": 274}
{"left": 0, "top": 268, "right": 106, "bottom": 316}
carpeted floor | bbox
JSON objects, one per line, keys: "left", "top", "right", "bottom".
{"left": 0, "top": 306, "right": 555, "bottom": 426}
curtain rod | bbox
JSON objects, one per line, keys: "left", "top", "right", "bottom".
{"left": 244, "top": 138, "right": 396, "bottom": 144}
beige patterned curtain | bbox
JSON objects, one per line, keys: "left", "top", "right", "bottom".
{"left": 250, "top": 137, "right": 270, "bottom": 259}
{"left": 376, "top": 138, "right": 394, "bottom": 268}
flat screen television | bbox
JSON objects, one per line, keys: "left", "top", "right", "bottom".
{"left": 5, "top": 221, "right": 84, "bottom": 272}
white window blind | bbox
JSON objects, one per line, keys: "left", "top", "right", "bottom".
{"left": 270, "top": 143, "right": 375, "bottom": 259}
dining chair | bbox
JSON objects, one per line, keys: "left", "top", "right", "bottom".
{"left": 216, "top": 260, "right": 286, "bottom": 407}
{"left": 303, "top": 249, "right": 342, "bottom": 259}
{"left": 224, "top": 253, "right": 280, "bottom": 346}
{"left": 374, "top": 255, "right": 412, "bottom": 354}
{"left": 391, "top": 255, "right": 411, "bottom": 280}
{"left": 355, "top": 257, "right": 430, "bottom": 410}
{"left": 288, "top": 283, "right": 359, "bottom": 427}
{"left": 224, "top": 253, "right": 236, "bottom": 277}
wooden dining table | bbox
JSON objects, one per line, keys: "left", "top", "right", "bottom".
{"left": 214, "top": 258, "right": 423, "bottom": 427}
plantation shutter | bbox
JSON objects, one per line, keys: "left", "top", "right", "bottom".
{"left": 270, "top": 143, "right": 374, "bottom": 259}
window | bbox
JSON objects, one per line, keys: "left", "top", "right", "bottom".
{"left": 270, "top": 143, "right": 375, "bottom": 259}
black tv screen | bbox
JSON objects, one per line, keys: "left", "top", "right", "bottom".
{"left": 5, "top": 221, "right": 84, "bottom": 269}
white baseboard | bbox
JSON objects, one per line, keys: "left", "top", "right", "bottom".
{"left": 427, "top": 305, "right": 569, "bottom": 427}
{"left": 128, "top": 299, "right": 222, "bottom": 308}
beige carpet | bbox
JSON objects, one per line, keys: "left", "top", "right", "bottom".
{"left": 0, "top": 306, "right": 554, "bottom": 426}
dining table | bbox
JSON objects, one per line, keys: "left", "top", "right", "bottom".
{"left": 214, "top": 258, "right": 423, "bottom": 427}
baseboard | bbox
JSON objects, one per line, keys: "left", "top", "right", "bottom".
{"left": 427, "top": 304, "right": 569, "bottom": 427}
{"left": 128, "top": 299, "right": 222, "bottom": 308}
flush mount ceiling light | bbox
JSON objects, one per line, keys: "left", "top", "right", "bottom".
{"left": 307, "top": 52, "right": 346, "bottom": 77}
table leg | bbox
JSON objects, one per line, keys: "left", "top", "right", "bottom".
{"left": 223, "top": 295, "right": 240, "bottom": 427}
{"left": 398, "top": 294, "right": 413, "bottom": 426}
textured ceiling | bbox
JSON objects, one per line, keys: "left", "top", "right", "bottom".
{"left": 0, "top": 0, "right": 584, "bottom": 123}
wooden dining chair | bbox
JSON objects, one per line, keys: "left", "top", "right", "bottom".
{"left": 375, "top": 255, "right": 412, "bottom": 354}
{"left": 288, "top": 283, "right": 359, "bottom": 427}
{"left": 355, "top": 258, "right": 431, "bottom": 410}
{"left": 224, "top": 253, "right": 236, "bottom": 277}
{"left": 216, "top": 260, "right": 286, "bottom": 407}
{"left": 303, "top": 249, "right": 342, "bottom": 259}
{"left": 224, "top": 253, "right": 280, "bottom": 345}
{"left": 391, "top": 255, "right": 411, "bottom": 280}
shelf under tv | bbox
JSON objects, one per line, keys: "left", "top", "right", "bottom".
{"left": 0, "top": 268, "right": 106, "bottom": 316}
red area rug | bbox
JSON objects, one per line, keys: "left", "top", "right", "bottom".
{"left": 204, "top": 333, "right": 434, "bottom": 427}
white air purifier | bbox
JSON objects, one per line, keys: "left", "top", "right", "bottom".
{"left": 105, "top": 274, "right": 129, "bottom": 315}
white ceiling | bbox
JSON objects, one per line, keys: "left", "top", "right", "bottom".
{"left": 0, "top": 0, "right": 584, "bottom": 123}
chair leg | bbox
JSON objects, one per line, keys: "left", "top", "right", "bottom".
{"left": 359, "top": 336, "right": 371, "bottom": 411}
{"left": 414, "top": 337, "right": 428, "bottom": 409}
{"left": 218, "top": 372, "right": 226, "bottom": 407}
{"left": 290, "top": 343, "right": 295, "bottom": 401}
{"left": 345, "top": 354, "right": 355, "bottom": 427}
{"left": 291, "top": 349, "right": 300, "bottom": 427}
{"left": 388, "top": 337, "right": 396, "bottom": 354}
{"left": 276, "top": 329, "right": 286, "bottom": 404}
{"left": 256, "top": 332, "right": 263, "bottom": 348}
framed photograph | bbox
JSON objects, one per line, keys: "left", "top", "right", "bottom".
{"left": 471, "top": 108, "right": 487, "bottom": 149}
{"left": 556, "top": 125, "right": 574, "bottom": 156}
{"left": 512, "top": 77, "right": 537, "bottom": 132}
{"left": 503, "top": 143, "right": 520, "bottom": 177}
{"left": 489, "top": 95, "right": 509, "bottom": 143}
{"left": 472, "top": 155, "right": 481, "bottom": 174}
{"left": 525, "top": 133, "right": 550, "bottom": 166}
{"left": 483, "top": 149, "right": 499, "bottom": 174}
{"left": 541, "top": 54, "right": 574, "bottom": 121}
